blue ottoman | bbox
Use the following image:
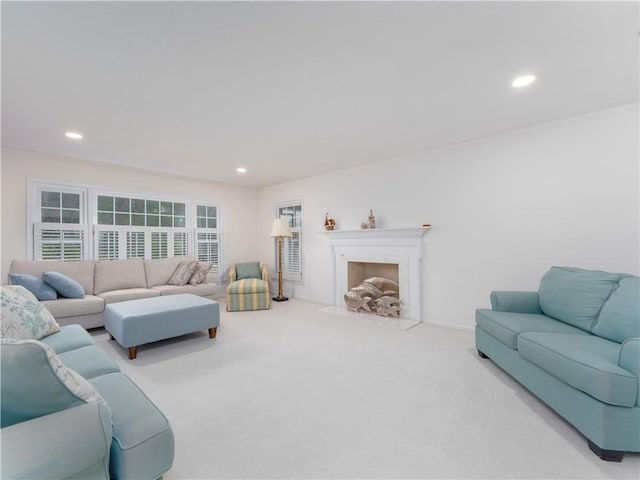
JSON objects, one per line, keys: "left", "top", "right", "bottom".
{"left": 105, "top": 294, "right": 220, "bottom": 359}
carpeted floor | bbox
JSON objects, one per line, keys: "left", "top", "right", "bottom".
{"left": 92, "top": 299, "right": 640, "bottom": 479}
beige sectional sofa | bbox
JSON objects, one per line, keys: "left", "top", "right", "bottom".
{"left": 9, "top": 256, "right": 217, "bottom": 329}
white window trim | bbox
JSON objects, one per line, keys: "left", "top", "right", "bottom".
{"left": 27, "top": 180, "right": 225, "bottom": 276}
{"left": 274, "top": 199, "right": 304, "bottom": 284}
{"left": 27, "top": 179, "right": 89, "bottom": 260}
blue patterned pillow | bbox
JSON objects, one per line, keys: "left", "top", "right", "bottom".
{"left": 43, "top": 272, "right": 85, "bottom": 299}
{"left": 9, "top": 274, "right": 57, "bottom": 301}
{"left": 0, "top": 286, "right": 60, "bottom": 340}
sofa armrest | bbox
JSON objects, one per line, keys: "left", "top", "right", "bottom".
{"left": 490, "top": 291, "right": 542, "bottom": 314}
{"left": 619, "top": 338, "right": 640, "bottom": 406}
{"left": 260, "top": 263, "right": 270, "bottom": 283}
{"left": 228, "top": 264, "right": 237, "bottom": 283}
{"left": 619, "top": 338, "right": 640, "bottom": 374}
{"left": 1, "top": 401, "right": 113, "bottom": 480}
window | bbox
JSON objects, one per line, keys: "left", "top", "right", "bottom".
{"left": 30, "top": 183, "right": 89, "bottom": 261}
{"left": 274, "top": 200, "right": 303, "bottom": 283}
{"left": 194, "top": 203, "right": 222, "bottom": 276}
{"left": 27, "top": 180, "right": 224, "bottom": 278}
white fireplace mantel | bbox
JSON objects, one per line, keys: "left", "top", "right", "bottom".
{"left": 323, "top": 227, "right": 429, "bottom": 322}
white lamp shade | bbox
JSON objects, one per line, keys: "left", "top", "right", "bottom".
{"left": 270, "top": 218, "right": 293, "bottom": 237}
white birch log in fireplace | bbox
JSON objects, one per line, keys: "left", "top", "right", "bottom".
{"left": 344, "top": 277, "right": 400, "bottom": 318}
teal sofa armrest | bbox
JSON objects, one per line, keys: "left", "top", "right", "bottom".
{"left": 619, "top": 338, "right": 640, "bottom": 406}
{"left": 490, "top": 291, "right": 542, "bottom": 314}
{"left": 1, "top": 401, "right": 113, "bottom": 480}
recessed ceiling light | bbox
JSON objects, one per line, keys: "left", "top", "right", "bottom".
{"left": 511, "top": 74, "right": 536, "bottom": 88}
{"left": 65, "top": 131, "right": 83, "bottom": 140}
{"left": 236, "top": 167, "right": 247, "bottom": 174}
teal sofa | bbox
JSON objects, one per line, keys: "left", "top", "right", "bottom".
{"left": 475, "top": 267, "right": 639, "bottom": 461}
{"left": 1, "top": 325, "right": 174, "bottom": 479}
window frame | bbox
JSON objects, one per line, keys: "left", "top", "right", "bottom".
{"left": 273, "top": 199, "right": 304, "bottom": 284}
{"left": 27, "top": 180, "right": 225, "bottom": 278}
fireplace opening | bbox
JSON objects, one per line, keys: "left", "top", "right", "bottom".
{"left": 346, "top": 261, "right": 400, "bottom": 317}
{"left": 348, "top": 262, "right": 399, "bottom": 291}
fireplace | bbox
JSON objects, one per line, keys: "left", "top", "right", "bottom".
{"left": 325, "top": 228, "right": 428, "bottom": 322}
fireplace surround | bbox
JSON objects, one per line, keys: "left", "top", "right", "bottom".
{"left": 324, "top": 228, "right": 428, "bottom": 322}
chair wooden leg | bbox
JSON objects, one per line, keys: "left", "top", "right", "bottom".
{"left": 128, "top": 346, "right": 138, "bottom": 360}
{"left": 209, "top": 327, "right": 217, "bottom": 339}
{"left": 109, "top": 334, "right": 114, "bottom": 340}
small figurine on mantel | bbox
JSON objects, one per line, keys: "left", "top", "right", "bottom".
{"left": 360, "top": 209, "right": 376, "bottom": 229}
{"left": 324, "top": 212, "right": 336, "bottom": 231}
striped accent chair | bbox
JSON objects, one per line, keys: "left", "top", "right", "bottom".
{"left": 226, "top": 262, "right": 271, "bottom": 312}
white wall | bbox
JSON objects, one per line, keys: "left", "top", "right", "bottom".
{"left": 258, "top": 105, "right": 640, "bottom": 329}
{"left": 0, "top": 149, "right": 260, "bottom": 281}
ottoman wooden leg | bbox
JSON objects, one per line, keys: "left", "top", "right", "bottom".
{"left": 109, "top": 334, "right": 114, "bottom": 340}
{"left": 208, "top": 327, "right": 217, "bottom": 339}
{"left": 128, "top": 346, "right": 138, "bottom": 360}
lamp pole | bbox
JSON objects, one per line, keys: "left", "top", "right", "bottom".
{"left": 274, "top": 235, "right": 287, "bottom": 301}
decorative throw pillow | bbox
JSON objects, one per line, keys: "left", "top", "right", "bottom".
{"left": 9, "top": 273, "right": 57, "bottom": 301}
{"left": 168, "top": 261, "right": 199, "bottom": 286}
{"left": 0, "top": 285, "right": 60, "bottom": 339}
{"left": 42, "top": 271, "right": 85, "bottom": 299}
{"left": 236, "top": 262, "right": 262, "bottom": 280}
{"left": 188, "top": 262, "right": 212, "bottom": 285}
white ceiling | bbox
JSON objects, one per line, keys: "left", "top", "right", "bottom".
{"left": 2, "top": 1, "right": 638, "bottom": 188}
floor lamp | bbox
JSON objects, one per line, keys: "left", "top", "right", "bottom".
{"left": 270, "top": 217, "right": 292, "bottom": 302}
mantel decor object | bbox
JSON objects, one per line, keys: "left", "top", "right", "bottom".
{"left": 360, "top": 209, "right": 376, "bottom": 229}
{"left": 324, "top": 212, "right": 336, "bottom": 231}
{"left": 269, "top": 218, "right": 292, "bottom": 302}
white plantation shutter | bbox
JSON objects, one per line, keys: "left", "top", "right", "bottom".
{"left": 173, "top": 231, "right": 190, "bottom": 257}
{"left": 151, "top": 232, "right": 168, "bottom": 259}
{"left": 97, "top": 230, "right": 119, "bottom": 260}
{"left": 285, "top": 232, "right": 301, "bottom": 276}
{"left": 195, "top": 231, "right": 220, "bottom": 275}
{"left": 126, "top": 231, "right": 146, "bottom": 258}
{"left": 34, "top": 223, "right": 88, "bottom": 261}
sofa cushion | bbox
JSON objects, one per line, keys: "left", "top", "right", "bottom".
{"left": 167, "top": 261, "right": 198, "bottom": 286}
{"left": 538, "top": 266, "right": 620, "bottom": 331}
{"left": 97, "top": 288, "right": 160, "bottom": 304}
{"left": 40, "top": 324, "right": 96, "bottom": 354}
{"left": 227, "top": 278, "right": 269, "bottom": 295}
{"left": 58, "top": 345, "right": 120, "bottom": 380}
{"left": 475, "top": 309, "right": 588, "bottom": 349}
{"left": 0, "top": 285, "right": 60, "bottom": 340}
{"left": 9, "top": 273, "right": 58, "bottom": 300}
{"left": 518, "top": 332, "right": 638, "bottom": 407}
{"left": 10, "top": 259, "right": 95, "bottom": 295}
{"left": 236, "top": 261, "right": 262, "bottom": 280}
{"left": 90, "top": 373, "right": 174, "bottom": 480}
{"left": 94, "top": 259, "right": 147, "bottom": 295}
{"left": 0, "top": 339, "right": 103, "bottom": 427}
{"left": 43, "top": 271, "right": 85, "bottom": 299}
{"left": 40, "top": 295, "right": 105, "bottom": 319}
{"left": 151, "top": 283, "right": 217, "bottom": 297}
{"left": 144, "top": 256, "right": 193, "bottom": 287}
{"left": 592, "top": 275, "right": 640, "bottom": 344}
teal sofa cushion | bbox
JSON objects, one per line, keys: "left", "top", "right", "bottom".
{"left": 236, "top": 261, "right": 262, "bottom": 280}
{"left": 538, "top": 267, "right": 620, "bottom": 331}
{"left": 518, "top": 332, "right": 638, "bottom": 407}
{"left": 90, "top": 373, "right": 175, "bottom": 480}
{"left": 475, "top": 309, "right": 588, "bottom": 349}
{"left": 592, "top": 275, "right": 640, "bottom": 344}
{"left": 58, "top": 346, "right": 120, "bottom": 380}
{"left": 40, "top": 324, "right": 96, "bottom": 354}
